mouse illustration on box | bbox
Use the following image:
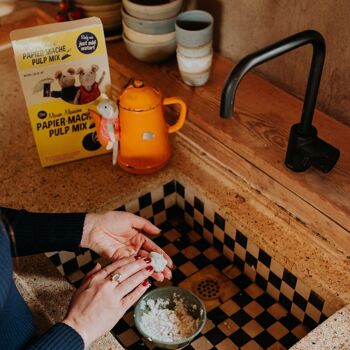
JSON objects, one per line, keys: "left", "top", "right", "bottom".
{"left": 74, "top": 64, "right": 105, "bottom": 105}
{"left": 49, "top": 68, "right": 78, "bottom": 103}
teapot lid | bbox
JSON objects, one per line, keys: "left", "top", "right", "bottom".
{"left": 118, "top": 79, "right": 161, "bottom": 111}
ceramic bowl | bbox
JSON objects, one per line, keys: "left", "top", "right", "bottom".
{"left": 122, "top": 0, "right": 183, "bottom": 20}
{"left": 123, "top": 34, "right": 176, "bottom": 63}
{"left": 83, "top": 10, "right": 122, "bottom": 21}
{"left": 123, "top": 21, "right": 175, "bottom": 44}
{"left": 121, "top": 7, "right": 176, "bottom": 34}
{"left": 75, "top": 0, "right": 119, "bottom": 6}
{"left": 84, "top": 11, "right": 122, "bottom": 28}
{"left": 78, "top": 2, "right": 122, "bottom": 12}
{"left": 134, "top": 287, "right": 206, "bottom": 349}
{"left": 176, "top": 50, "right": 213, "bottom": 74}
{"left": 177, "top": 40, "right": 212, "bottom": 58}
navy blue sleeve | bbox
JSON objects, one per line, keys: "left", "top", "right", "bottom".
{"left": 27, "top": 323, "right": 84, "bottom": 349}
{"left": 1, "top": 208, "right": 85, "bottom": 256}
{"left": 0, "top": 222, "right": 12, "bottom": 311}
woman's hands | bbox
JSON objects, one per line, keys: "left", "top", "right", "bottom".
{"left": 81, "top": 211, "right": 173, "bottom": 281}
{"left": 62, "top": 256, "right": 153, "bottom": 347}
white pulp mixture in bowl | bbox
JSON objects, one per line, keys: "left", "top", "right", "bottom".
{"left": 139, "top": 293, "right": 200, "bottom": 342}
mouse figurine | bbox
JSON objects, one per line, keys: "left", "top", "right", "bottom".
{"left": 89, "top": 94, "right": 120, "bottom": 165}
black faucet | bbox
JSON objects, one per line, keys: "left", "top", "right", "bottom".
{"left": 220, "top": 30, "right": 340, "bottom": 173}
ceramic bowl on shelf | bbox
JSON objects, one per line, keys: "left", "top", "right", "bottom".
{"left": 78, "top": 2, "right": 122, "bottom": 13}
{"left": 89, "top": 12, "right": 122, "bottom": 30}
{"left": 123, "top": 21, "right": 175, "bottom": 44}
{"left": 75, "top": 0, "right": 118, "bottom": 6}
{"left": 78, "top": 1, "right": 122, "bottom": 33}
{"left": 121, "top": 7, "right": 176, "bottom": 34}
{"left": 83, "top": 10, "right": 122, "bottom": 22}
{"left": 122, "top": 34, "right": 176, "bottom": 63}
{"left": 134, "top": 287, "right": 206, "bottom": 349}
{"left": 122, "top": 0, "right": 183, "bottom": 20}
{"left": 80, "top": 2, "right": 122, "bottom": 19}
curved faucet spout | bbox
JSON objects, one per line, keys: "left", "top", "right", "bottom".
{"left": 220, "top": 30, "right": 325, "bottom": 136}
{"left": 220, "top": 30, "right": 340, "bottom": 173}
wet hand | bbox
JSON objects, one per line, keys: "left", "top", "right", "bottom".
{"left": 81, "top": 211, "right": 173, "bottom": 281}
{"left": 62, "top": 256, "right": 153, "bottom": 347}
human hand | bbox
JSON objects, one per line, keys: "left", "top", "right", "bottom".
{"left": 62, "top": 256, "right": 153, "bottom": 347}
{"left": 81, "top": 211, "right": 173, "bottom": 281}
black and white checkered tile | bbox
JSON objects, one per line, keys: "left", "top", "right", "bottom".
{"left": 45, "top": 179, "right": 332, "bottom": 344}
{"left": 112, "top": 219, "right": 309, "bottom": 350}
{"left": 175, "top": 181, "right": 333, "bottom": 329}
{"left": 45, "top": 181, "right": 177, "bottom": 287}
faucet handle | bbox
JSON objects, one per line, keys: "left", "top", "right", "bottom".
{"left": 307, "top": 137, "right": 340, "bottom": 173}
{"left": 285, "top": 123, "right": 340, "bottom": 173}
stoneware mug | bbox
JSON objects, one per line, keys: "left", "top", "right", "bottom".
{"left": 176, "top": 49, "right": 213, "bottom": 86}
{"left": 175, "top": 10, "right": 214, "bottom": 48}
{"left": 177, "top": 40, "right": 213, "bottom": 58}
{"left": 175, "top": 10, "right": 214, "bottom": 86}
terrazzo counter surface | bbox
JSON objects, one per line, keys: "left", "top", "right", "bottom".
{"left": 13, "top": 254, "right": 122, "bottom": 350}
{"left": 291, "top": 304, "right": 350, "bottom": 350}
{"left": 0, "top": 8, "right": 349, "bottom": 348}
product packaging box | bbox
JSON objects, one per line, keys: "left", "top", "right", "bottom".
{"left": 11, "top": 17, "right": 111, "bottom": 166}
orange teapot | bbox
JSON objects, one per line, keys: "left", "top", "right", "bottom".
{"left": 116, "top": 79, "right": 187, "bottom": 174}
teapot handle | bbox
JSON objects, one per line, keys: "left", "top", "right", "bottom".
{"left": 163, "top": 97, "right": 187, "bottom": 133}
{"left": 88, "top": 109, "right": 106, "bottom": 147}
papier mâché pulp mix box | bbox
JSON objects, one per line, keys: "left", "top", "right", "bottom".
{"left": 11, "top": 17, "right": 111, "bottom": 166}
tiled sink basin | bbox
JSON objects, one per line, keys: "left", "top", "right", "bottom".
{"left": 114, "top": 217, "right": 309, "bottom": 349}
{"left": 46, "top": 181, "right": 334, "bottom": 349}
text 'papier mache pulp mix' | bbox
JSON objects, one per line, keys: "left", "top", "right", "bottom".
{"left": 11, "top": 17, "right": 111, "bottom": 166}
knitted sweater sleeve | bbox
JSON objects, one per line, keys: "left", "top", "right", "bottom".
{"left": 0, "top": 207, "right": 85, "bottom": 256}
{"left": 26, "top": 323, "right": 84, "bottom": 350}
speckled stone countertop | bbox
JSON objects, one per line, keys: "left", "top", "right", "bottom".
{"left": 291, "top": 304, "right": 350, "bottom": 350}
{"left": 13, "top": 254, "right": 122, "bottom": 349}
{"left": 0, "top": 38, "right": 349, "bottom": 350}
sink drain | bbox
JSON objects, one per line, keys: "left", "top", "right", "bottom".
{"left": 193, "top": 278, "right": 221, "bottom": 300}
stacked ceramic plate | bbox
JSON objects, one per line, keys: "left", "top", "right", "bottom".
{"left": 121, "top": 0, "right": 183, "bottom": 63}
{"left": 75, "top": 0, "right": 122, "bottom": 36}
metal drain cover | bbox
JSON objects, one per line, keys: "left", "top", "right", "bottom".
{"left": 193, "top": 278, "right": 221, "bottom": 300}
